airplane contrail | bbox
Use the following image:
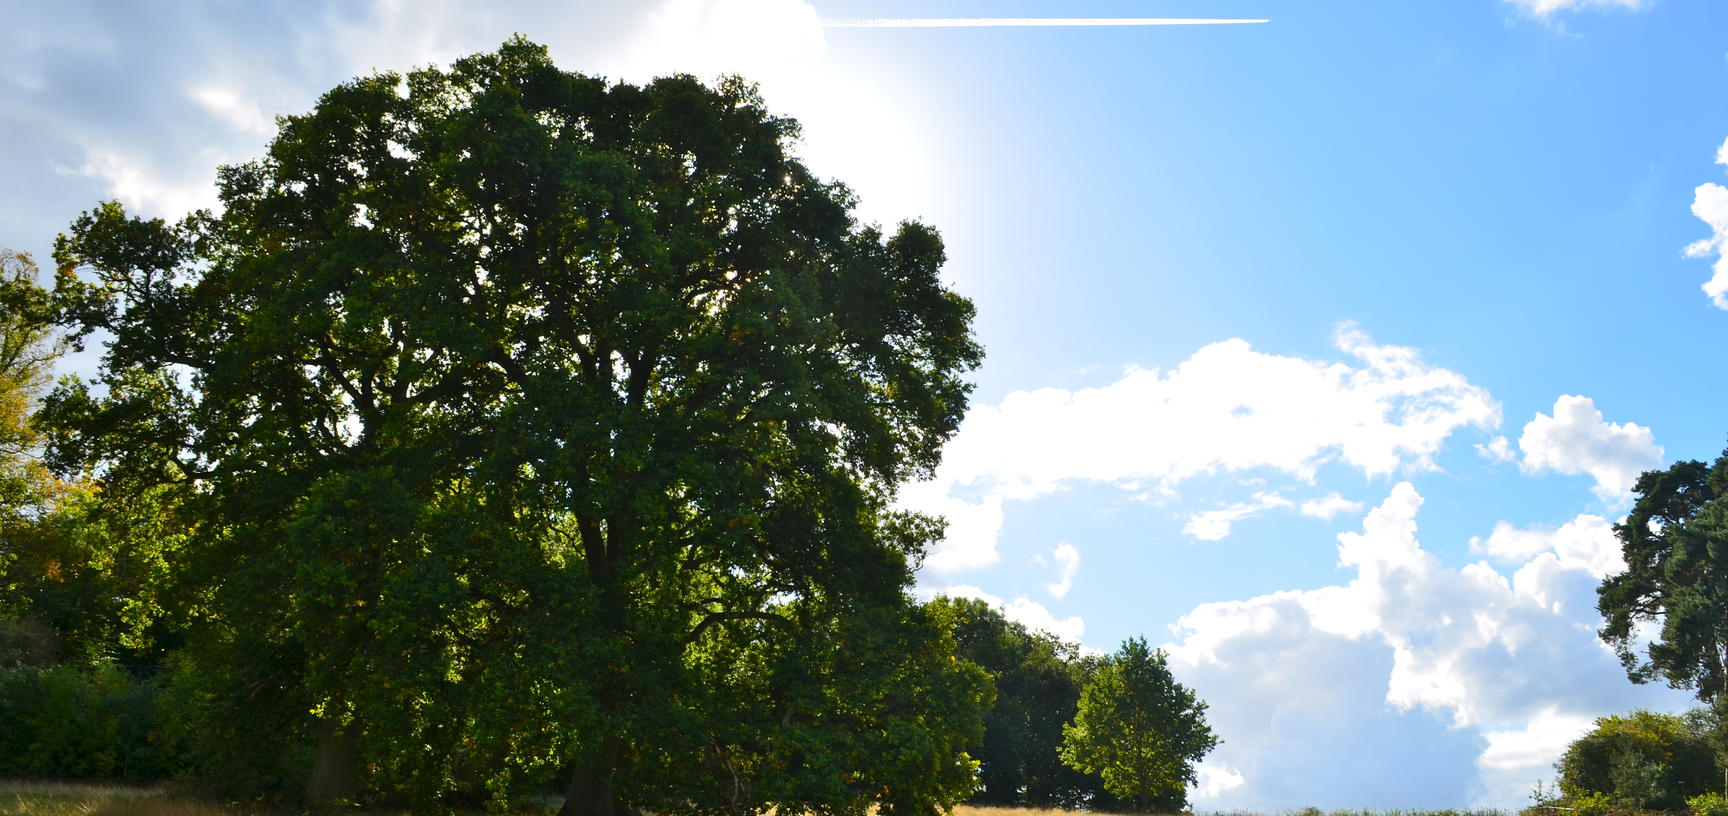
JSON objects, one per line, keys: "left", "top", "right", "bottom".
{"left": 823, "top": 17, "right": 1269, "bottom": 28}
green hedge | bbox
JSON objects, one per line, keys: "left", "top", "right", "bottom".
{"left": 0, "top": 663, "right": 180, "bottom": 782}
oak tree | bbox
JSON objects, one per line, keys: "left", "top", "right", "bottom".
{"left": 46, "top": 38, "right": 983, "bottom": 813}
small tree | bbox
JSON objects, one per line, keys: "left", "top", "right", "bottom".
{"left": 1059, "top": 637, "right": 1217, "bottom": 812}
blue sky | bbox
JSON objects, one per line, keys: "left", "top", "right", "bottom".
{"left": 6, "top": 0, "right": 1728, "bottom": 809}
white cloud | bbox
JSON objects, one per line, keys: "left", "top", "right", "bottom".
{"left": 910, "top": 326, "right": 1500, "bottom": 571}
{"left": 3, "top": 1, "right": 941, "bottom": 253}
{"left": 1185, "top": 492, "right": 1293, "bottom": 541}
{"left": 1685, "top": 136, "right": 1728, "bottom": 310}
{"left": 1193, "top": 761, "right": 1247, "bottom": 798}
{"left": 1184, "top": 490, "right": 1363, "bottom": 538}
{"left": 1518, "top": 395, "right": 1662, "bottom": 504}
{"left": 1042, "top": 543, "right": 1080, "bottom": 599}
{"left": 1476, "top": 707, "right": 1598, "bottom": 807}
{"left": 1166, "top": 484, "right": 1692, "bottom": 810}
{"left": 188, "top": 85, "right": 274, "bottom": 134}
{"left": 1473, "top": 515, "right": 1624, "bottom": 581}
{"left": 1504, "top": 0, "right": 1644, "bottom": 19}
{"left": 1478, "top": 706, "right": 1595, "bottom": 772}
{"left": 1300, "top": 492, "right": 1364, "bottom": 520}
{"left": 1476, "top": 435, "right": 1516, "bottom": 464}
{"left": 922, "top": 585, "right": 1086, "bottom": 644}
{"left": 56, "top": 147, "right": 218, "bottom": 218}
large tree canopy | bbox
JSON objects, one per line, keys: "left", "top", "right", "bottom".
{"left": 46, "top": 38, "right": 984, "bottom": 814}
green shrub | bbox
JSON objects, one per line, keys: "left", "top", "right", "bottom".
{"left": 1568, "top": 790, "right": 1613, "bottom": 816}
{"left": 1557, "top": 710, "right": 1717, "bottom": 811}
{"left": 1690, "top": 792, "right": 1728, "bottom": 816}
{"left": 153, "top": 649, "right": 315, "bottom": 801}
{"left": 0, "top": 662, "right": 178, "bottom": 781}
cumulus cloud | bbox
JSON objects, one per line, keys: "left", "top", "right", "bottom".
{"left": 1504, "top": 0, "right": 1644, "bottom": 19}
{"left": 908, "top": 326, "right": 1499, "bottom": 571}
{"left": 1477, "top": 706, "right": 1596, "bottom": 772}
{"left": 1041, "top": 543, "right": 1080, "bottom": 599}
{"left": 1472, "top": 515, "right": 1624, "bottom": 582}
{"left": 1518, "top": 395, "right": 1663, "bottom": 504}
{"left": 1167, "top": 485, "right": 1690, "bottom": 810}
{"left": 1684, "top": 136, "right": 1728, "bottom": 310}
{"left": 922, "top": 585, "right": 1086, "bottom": 644}
{"left": 1476, "top": 706, "right": 1598, "bottom": 801}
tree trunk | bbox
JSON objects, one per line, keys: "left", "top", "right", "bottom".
{"left": 306, "top": 717, "right": 362, "bottom": 810}
{"left": 558, "top": 764, "right": 628, "bottom": 816}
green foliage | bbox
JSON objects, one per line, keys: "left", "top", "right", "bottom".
{"left": 0, "top": 249, "right": 64, "bottom": 525}
{"left": 1690, "top": 793, "right": 1728, "bottom": 816}
{"left": 0, "top": 247, "right": 75, "bottom": 653}
{"left": 0, "top": 663, "right": 179, "bottom": 781}
{"left": 44, "top": 38, "right": 983, "bottom": 813}
{"left": 1598, "top": 450, "right": 1728, "bottom": 702}
{"left": 1568, "top": 791, "right": 1615, "bottom": 816}
{"left": 1060, "top": 637, "right": 1218, "bottom": 813}
{"left": 933, "top": 596, "right": 1114, "bottom": 810}
{"left": 1557, "top": 710, "right": 1718, "bottom": 810}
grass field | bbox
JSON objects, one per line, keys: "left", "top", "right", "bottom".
{"left": 0, "top": 781, "right": 231, "bottom": 816}
{"left": 0, "top": 782, "right": 1520, "bottom": 816}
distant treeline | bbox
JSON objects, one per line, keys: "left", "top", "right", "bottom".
{"left": 0, "top": 574, "right": 1193, "bottom": 812}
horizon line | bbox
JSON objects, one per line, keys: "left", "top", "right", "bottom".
{"left": 822, "top": 17, "right": 1270, "bottom": 28}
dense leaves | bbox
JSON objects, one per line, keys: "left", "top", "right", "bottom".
{"left": 1599, "top": 450, "right": 1728, "bottom": 701}
{"left": 1060, "top": 637, "right": 1217, "bottom": 813}
{"left": 42, "top": 38, "right": 984, "bottom": 813}
{"left": 935, "top": 596, "right": 1121, "bottom": 810}
{"left": 1555, "top": 710, "right": 1719, "bottom": 810}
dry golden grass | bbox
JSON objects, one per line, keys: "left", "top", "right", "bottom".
{"left": 951, "top": 806, "right": 1163, "bottom": 816}
{"left": 0, "top": 782, "right": 275, "bottom": 816}
{"left": 953, "top": 807, "right": 1096, "bottom": 816}
{"left": 0, "top": 781, "right": 561, "bottom": 816}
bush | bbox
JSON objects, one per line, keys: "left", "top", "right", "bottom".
{"left": 0, "top": 662, "right": 179, "bottom": 781}
{"left": 1691, "top": 793, "right": 1728, "bottom": 816}
{"left": 1557, "top": 710, "right": 1717, "bottom": 811}
{"left": 153, "top": 650, "right": 314, "bottom": 801}
{"left": 1568, "top": 791, "right": 1614, "bottom": 816}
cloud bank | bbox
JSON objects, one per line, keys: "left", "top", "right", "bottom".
{"left": 906, "top": 326, "right": 1499, "bottom": 571}
{"left": 1168, "top": 485, "right": 1685, "bottom": 810}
